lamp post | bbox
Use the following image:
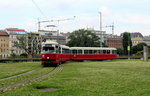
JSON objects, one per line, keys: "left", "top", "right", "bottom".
{"left": 128, "top": 33, "right": 130, "bottom": 60}
{"left": 99, "top": 12, "right": 103, "bottom": 47}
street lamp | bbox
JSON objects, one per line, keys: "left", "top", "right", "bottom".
{"left": 99, "top": 12, "right": 103, "bottom": 47}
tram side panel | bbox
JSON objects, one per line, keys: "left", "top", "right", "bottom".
{"left": 72, "top": 54, "right": 118, "bottom": 61}
{"left": 70, "top": 47, "right": 118, "bottom": 61}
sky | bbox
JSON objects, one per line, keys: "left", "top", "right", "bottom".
{"left": 0, "top": 0, "right": 150, "bottom": 36}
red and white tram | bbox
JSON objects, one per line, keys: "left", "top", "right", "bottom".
{"left": 41, "top": 40, "right": 70, "bottom": 66}
{"left": 41, "top": 40, "right": 118, "bottom": 66}
{"left": 70, "top": 47, "right": 118, "bottom": 61}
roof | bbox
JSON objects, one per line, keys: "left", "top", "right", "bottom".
{"left": 60, "top": 45, "right": 70, "bottom": 49}
{"left": 143, "top": 36, "right": 150, "bottom": 41}
{"left": 0, "top": 30, "right": 9, "bottom": 36}
{"left": 38, "top": 30, "right": 56, "bottom": 33}
{"left": 6, "top": 28, "right": 26, "bottom": 32}
{"left": 70, "top": 47, "right": 117, "bottom": 50}
{"left": 131, "top": 32, "right": 143, "bottom": 38}
{"left": 42, "top": 40, "right": 58, "bottom": 45}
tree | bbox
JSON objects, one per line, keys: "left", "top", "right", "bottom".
{"left": 132, "top": 42, "right": 147, "bottom": 54}
{"left": 122, "top": 32, "right": 132, "bottom": 55}
{"left": 67, "top": 29, "right": 105, "bottom": 47}
{"left": 13, "top": 34, "right": 41, "bottom": 57}
{"left": 13, "top": 35, "right": 28, "bottom": 54}
{"left": 117, "top": 48, "right": 124, "bottom": 55}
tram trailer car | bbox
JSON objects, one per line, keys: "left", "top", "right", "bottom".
{"left": 41, "top": 40, "right": 70, "bottom": 67}
{"left": 70, "top": 47, "right": 118, "bottom": 61}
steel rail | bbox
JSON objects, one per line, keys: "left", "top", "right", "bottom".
{"left": 0, "top": 65, "right": 63, "bottom": 93}
{"left": 0, "top": 66, "right": 42, "bottom": 81}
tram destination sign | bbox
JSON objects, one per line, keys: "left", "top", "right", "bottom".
{"left": 45, "top": 44, "right": 52, "bottom": 47}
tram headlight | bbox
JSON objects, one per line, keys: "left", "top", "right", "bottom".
{"left": 47, "top": 57, "right": 50, "bottom": 59}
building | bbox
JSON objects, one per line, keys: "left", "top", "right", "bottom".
{"left": 0, "top": 30, "right": 9, "bottom": 58}
{"left": 143, "top": 36, "right": 150, "bottom": 46}
{"left": 131, "top": 32, "right": 144, "bottom": 46}
{"left": 106, "top": 35, "right": 123, "bottom": 48}
{"left": 38, "top": 30, "right": 66, "bottom": 45}
{"left": 27, "top": 32, "right": 42, "bottom": 56}
{"left": 88, "top": 29, "right": 109, "bottom": 43}
{"left": 5, "top": 28, "right": 27, "bottom": 55}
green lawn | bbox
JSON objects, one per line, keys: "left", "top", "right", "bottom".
{"left": 1, "top": 60, "right": 150, "bottom": 96}
{"left": 0, "top": 62, "right": 41, "bottom": 79}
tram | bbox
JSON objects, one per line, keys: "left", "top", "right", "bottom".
{"left": 70, "top": 47, "right": 118, "bottom": 61}
{"left": 41, "top": 40, "right": 118, "bottom": 66}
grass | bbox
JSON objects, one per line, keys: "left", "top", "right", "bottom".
{"left": 0, "top": 67, "right": 52, "bottom": 86}
{"left": 1, "top": 59, "right": 150, "bottom": 96}
{"left": 0, "top": 62, "right": 41, "bottom": 79}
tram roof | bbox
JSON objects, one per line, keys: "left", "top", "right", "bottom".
{"left": 70, "top": 47, "right": 117, "bottom": 50}
{"left": 42, "top": 40, "right": 58, "bottom": 45}
{"left": 60, "top": 45, "right": 70, "bottom": 49}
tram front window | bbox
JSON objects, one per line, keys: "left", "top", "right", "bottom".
{"left": 42, "top": 47, "right": 55, "bottom": 53}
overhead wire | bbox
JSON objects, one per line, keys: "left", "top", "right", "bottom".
{"left": 31, "top": 0, "right": 47, "bottom": 19}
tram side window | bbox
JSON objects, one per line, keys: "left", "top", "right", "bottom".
{"left": 103, "top": 50, "right": 106, "bottom": 54}
{"left": 62, "top": 49, "right": 65, "bottom": 54}
{"left": 84, "top": 50, "right": 88, "bottom": 54}
{"left": 98, "top": 50, "right": 103, "bottom": 54}
{"left": 89, "top": 50, "right": 93, "bottom": 54}
{"left": 112, "top": 50, "right": 116, "bottom": 54}
{"left": 65, "top": 49, "right": 70, "bottom": 54}
{"left": 107, "top": 50, "right": 110, "bottom": 54}
{"left": 94, "top": 50, "right": 97, "bottom": 54}
{"left": 72, "top": 50, "right": 77, "bottom": 54}
{"left": 56, "top": 46, "right": 59, "bottom": 53}
{"left": 62, "top": 49, "right": 69, "bottom": 54}
{"left": 78, "top": 50, "right": 82, "bottom": 54}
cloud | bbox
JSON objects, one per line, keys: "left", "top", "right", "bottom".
{"left": 99, "top": 6, "right": 112, "bottom": 15}
{"left": 0, "top": 0, "right": 31, "bottom": 9}
{"left": 118, "top": 14, "right": 150, "bottom": 25}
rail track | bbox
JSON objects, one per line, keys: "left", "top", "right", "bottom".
{"left": 0, "top": 66, "right": 42, "bottom": 81}
{"left": 0, "top": 65, "right": 63, "bottom": 93}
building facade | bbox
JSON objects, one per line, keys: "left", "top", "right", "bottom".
{"left": 0, "top": 30, "right": 9, "bottom": 58}
{"left": 5, "top": 28, "right": 27, "bottom": 55}
{"left": 143, "top": 36, "right": 150, "bottom": 46}
{"left": 27, "top": 32, "right": 42, "bottom": 56}
{"left": 38, "top": 30, "right": 66, "bottom": 45}
{"left": 131, "top": 32, "right": 144, "bottom": 46}
{"left": 106, "top": 35, "right": 123, "bottom": 48}
{"left": 89, "top": 29, "right": 109, "bottom": 43}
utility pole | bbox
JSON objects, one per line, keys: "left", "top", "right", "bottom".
{"left": 106, "top": 22, "right": 114, "bottom": 35}
{"left": 128, "top": 33, "right": 130, "bottom": 60}
{"left": 38, "top": 18, "right": 41, "bottom": 31}
{"left": 99, "top": 12, "right": 103, "bottom": 47}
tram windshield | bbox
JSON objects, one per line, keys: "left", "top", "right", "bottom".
{"left": 42, "top": 46, "right": 55, "bottom": 53}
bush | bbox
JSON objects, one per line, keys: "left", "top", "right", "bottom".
{"left": 135, "top": 51, "right": 143, "bottom": 56}
{"left": 20, "top": 53, "right": 28, "bottom": 58}
{"left": 117, "top": 48, "right": 124, "bottom": 55}
{"left": 9, "top": 53, "right": 20, "bottom": 58}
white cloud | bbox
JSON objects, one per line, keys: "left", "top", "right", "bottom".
{"left": 118, "top": 14, "right": 150, "bottom": 24}
{"left": 0, "top": 0, "right": 31, "bottom": 9}
{"left": 99, "top": 6, "right": 112, "bottom": 16}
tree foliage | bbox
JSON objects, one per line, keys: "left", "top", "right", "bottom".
{"left": 122, "top": 32, "right": 132, "bottom": 55}
{"left": 117, "top": 48, "right": 124, "bottom": 55}
{"left": 13, "top": 34, "right": 40, "bottom": 57}
{"left": 13, "top": 35, "right": 28, "bottom": 53}
{"left": 132, "top": 42, "right": 147, "bottom": 54}
{"left": 67, "top": 29, "right": 105, "bottom": 47}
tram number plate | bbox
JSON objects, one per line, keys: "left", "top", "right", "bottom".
{"left": 45, "top": 44, "right": 52, "bottom": 47}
